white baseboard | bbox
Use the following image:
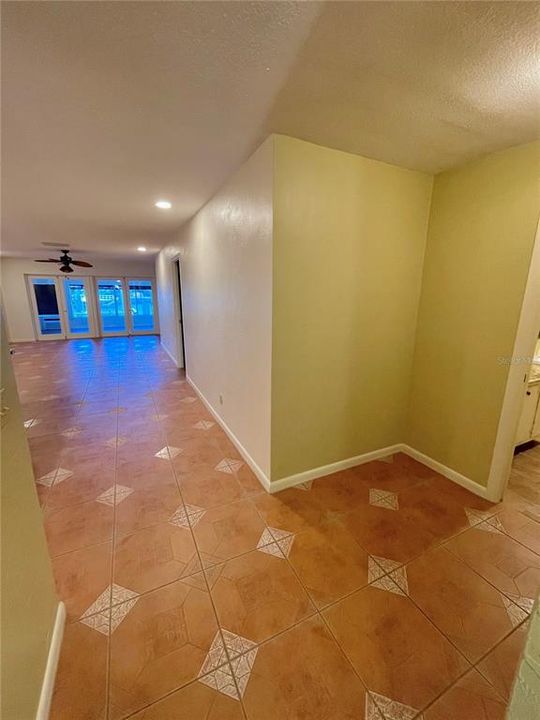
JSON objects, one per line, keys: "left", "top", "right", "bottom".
{"left": 179, "top": 381, "right": 492, "bottom": 501}
{"left": 186, "top": 375, "right": 271, "bottom": 492}
{"left": 270, "top": 444, "right": 404, "bottom": 493}
{"left": 160, "top": 339, "right": 180, "bottom": 368}
{"left": 400, "top": 444, "right": 493, "bottom": 500}
{"left": 36, "top": 601, "right": 65, "bottom": 720}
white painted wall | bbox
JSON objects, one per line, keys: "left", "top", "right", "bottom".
{"left": 155, "top": 137, "right": 273, "bottom": 477}
{"left": 0, "top": 257, "right": 155, "bottom": 341}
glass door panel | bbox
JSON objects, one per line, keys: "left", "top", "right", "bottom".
{"left": 63, "top": 277, "right": 94, "bottom": 337}
{"left": 96, "top": 279, "right": 127, "bottom": 335}
{"left": 28, "top": 276, "right": 65, "bottom": 339}
{"left": 127, "top": 279, "right": 156, "bottom": 333}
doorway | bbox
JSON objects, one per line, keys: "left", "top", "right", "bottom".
{"left": 488, "top": 220, "right": 540, "bottom": 502}
{"left": 175, "top": 259, "right": 186, "bottom": 369}
{"left": 27, "top": 275, "right": 96, "bottom": 340}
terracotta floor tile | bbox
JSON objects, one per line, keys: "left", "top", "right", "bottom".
{"left": 343, "top": 503, "right": 437, "bottom": 564}
{"left": 171, "top": 437, "right": 231, "bottom": 474}
{"left": 114, "top": 522, "right": 201, "bottom": 594}
{"left": 424, "top": 669, "right": 506, "bottom": 720}
{"left": 53, "top": 541, "right": 112, "bottom": 621}
{"left": 477, "top": 621, "right": 529, "bottom": 700}
{"left": 209, "top": 549, "right": 314, "bottom": 644}
{"left": 190, "top": 498, "right": 268, "bottom": 566}
{"left": 363, "top": 457, "right": 432, "bottom": 492}
{"left": 398, "top": 481, "right": 470, "bottom": 541}
{"left": 116, "top": 456, "right": 176, "bottom": 490}
{"left": 406, "top": 546, "right": 524, "bottom": 662}
{"left": 46, "top": 462, "right": 116, "bottom": 511}
{"left": 242, "top": 615, "right": 367, "bottom": 720}
{"left": 323, "top": 584, "right": 469, "bottom": 713}
{"left": 128, "top": 680, "right": 244, "bottom": 720}
{"left": 179, "top": 466, "right": 246, "bottom": 510}
{"left": 445, "top": 524, "right": 540, "bottom": 605}
{"left": 424, "top": 474, "right": 501, "bottom": 515}
{"left": 114, "top": 479, "right": 182, "bottom": 537}
{"left": 287, "top": 520, "right": 369, "bottom": 607}
{"left": 496, "top": 508, "right": 540, "bottom": 555}
{"left": 252, "top": 488, "right": 326, "bottom": 535}
{"left": 308, "top": 469, "right": 370, "bottom": 513}
{"left": 109, "top": 578, "right": 219, "bottom": 719}
{"left": 392, "top": 452, "right": 440, "bottom": 481}
{"left": 49, "top": 620, "right": 107, "bottom": 720}
{"left": 235, "top": 464, "right": 264, "bottom": 497}
{"left": 45, "top": 500, "right": 114, "bottom": 556}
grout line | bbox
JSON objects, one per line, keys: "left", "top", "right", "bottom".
{"left": 105, "top": 376, "right": 120, "bottom": 720}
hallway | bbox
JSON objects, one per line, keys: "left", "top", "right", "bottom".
{"left": 13, "top": 337, "right": 539, "bottom": 719}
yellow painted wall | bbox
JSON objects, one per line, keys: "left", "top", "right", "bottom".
{"left": 271, "top": 135, "right": 433, "bottom": 480}
{"left": 1, "top": 312, "right": 59, "bottom": 718}
{"left": 407, "top": 141, "right": 540, "bottom": 486}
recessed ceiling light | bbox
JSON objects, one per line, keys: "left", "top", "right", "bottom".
{"left": 155, "top": 200, "right": 172, "bottom": 209}
{"left": 137, "top": 246, "right": 147, "bottom": 252}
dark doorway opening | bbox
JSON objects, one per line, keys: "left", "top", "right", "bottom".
{"left": 175, "top": 259, "right": 186, "bottom": 370}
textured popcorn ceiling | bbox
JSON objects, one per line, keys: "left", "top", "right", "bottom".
{"left": 1, "top": 1, "right": 539, "bottom": 258}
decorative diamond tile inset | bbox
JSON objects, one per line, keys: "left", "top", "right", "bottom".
{"left": 501, "top": 595, "right": 529, "bottom": 627}
{"left": 371, "top": 571, "right": 407, "bottom": 597}
{"left": 367, "top": 555, "right": 401, "bottom": 583}
{"left": 155, "top": 446, "right": 182, "bottom": 460}
{"left": 215, "top": 458, "right": 244, "bottom": 474}
{"left": 505, "top": 593, "right": 534, "bottom": 614}
{"left": 465, "top": 507, "right": 494, "bottom": 527}
{"left": 61, "top": 426, "right": 82, "bottom": 438}
{"left": 169, "top": 503, "right": 206, "bottom": 528}
{"left": 366, "top": 692, "right": 420, "bottom": 720}
{"left": 193, "top": 420, "right": 215, "bottom": 430}
{"left": 369, "top": 488, "right": 398, "bottom": 511}
{"left": 257, "top": 527, "right": 295, "bottom": 559}
{"left": 230, "top": 648, "right": 258, "bottom": 697}
{"left": 36, "top": 467, "right": 73, "bottom": 487}
{"left": 24, "top": 418, "right": 40, "bottom": 429}
{"left": 79, "top": 584, "right": 139, "bottom": 636}
{"left": 475, "top": 517, "right": 504, "bottom": 534}
{"left": 96, "top": 484, "right": 134, "bottom": 506}
{"left": 198, "top": 664, "right": 239, "bottom": 700}
{"left": 199, "top": 631, "right": 228, "bottom": 675}
{"left": 152, "top": 413, "right": 168, "bottom": 421}
{"left": 221, "top": 628, "right": 257, "bottom": 660}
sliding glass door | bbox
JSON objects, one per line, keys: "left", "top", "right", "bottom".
{"left": 96, "top": 278, "right": 128, "bottom": 335}
{"left": 27, "top": 275, "right": 97, "bottom": 340}
{"left": 28, "top": 277, "right": 65, "bottom": 340}
{"left": 27, "top": 275, "right": 157, "bottom": 340}
{"left": 62, "top": 277, "right": 95, "bottom": 338}
{"left": 127, "top": 279, "right": 156, "bottom": 333}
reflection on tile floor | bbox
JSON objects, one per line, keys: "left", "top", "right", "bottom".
{"left": 12, "top": 336, "right": 540, "bottom": 719}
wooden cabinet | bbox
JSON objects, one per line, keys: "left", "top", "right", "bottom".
{"left": 515, "top": 383, "right": 540, "bottom": 445}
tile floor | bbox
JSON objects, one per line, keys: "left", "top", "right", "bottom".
{"left": 12, "top": 336, "right": 540, "bottom": 720}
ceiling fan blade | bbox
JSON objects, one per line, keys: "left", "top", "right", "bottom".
{"left": 35, "top": 259, "right": 61, "bottom": 263}
{"left": 71, "top": 260, "right": 93, "bottom": 267}
{"left": 60, "top": 265, "right": 74, "bottom": 273}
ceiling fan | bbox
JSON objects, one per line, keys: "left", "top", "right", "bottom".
{"left": 35, "top": 249, "right": 93, "bottom": 274}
